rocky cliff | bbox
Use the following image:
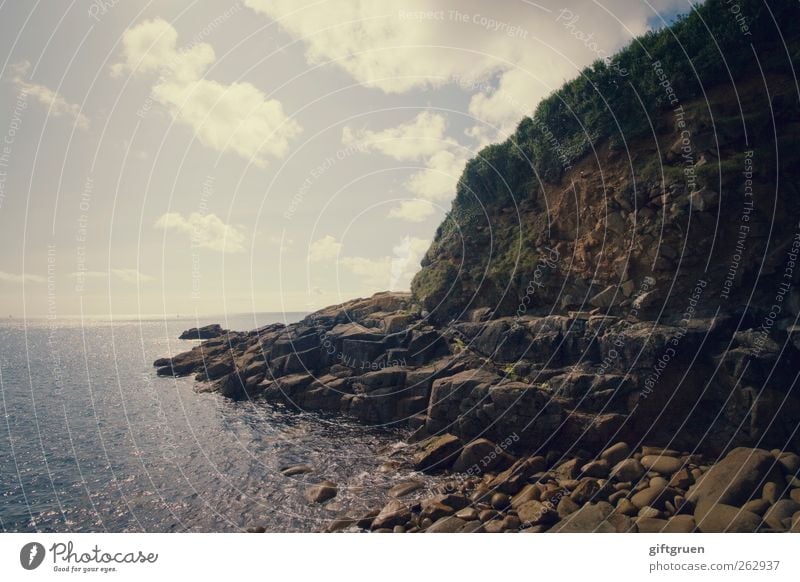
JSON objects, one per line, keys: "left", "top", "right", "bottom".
{"left": 155, "top": 1, "right": 800, "bottom": 466}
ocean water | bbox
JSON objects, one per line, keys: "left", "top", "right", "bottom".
{"left": 0, "top": 314, "right": 426, "bottom": 532}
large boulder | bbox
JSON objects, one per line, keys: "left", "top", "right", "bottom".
{"left": 179, "top": 323, "right": 226, "bottom": 340}
{"left": 413, "top": 434, "right": 463, "bottom": 472}
{"left": 687, "top": 447, "right": 778, "bottom": 506}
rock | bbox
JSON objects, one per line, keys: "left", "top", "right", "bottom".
{"left": 517, "top": 500, "right": 559, "bottom": 526}
{"left": 413, "top": 434, "right": 463, "bottom": 472}
{"left": 425, "top": 516, "right": 467, "bottom": 533}
{"left": 326, "top": 517, "right": 356, "bottom": 532}
{"left": 615, "top": 498, "right": 638, "bottom": 516}
{"left": 372, "top": 500, "right": 411, "bottom": 530}
{"left": 452, "top": 438, "right": 501, "bottom": 473}
{"left": 179, "top": 323, "right": 225, "bottom": 339}
{"left": 641, "top": 455, "right": 684, "bottom": 475}
{"left": 687, "top": 447, "right": 777, "bottom": 507}
{"left": 663, "top": 514, "right": 696, "bottom": 532}
{"left": 491, "top": 493, "right": 511, "bottom": 510}
{"left": 280, "top": 464, "right": 313, "bottom": 477}
{"left": 762, "top": 499, "right": 800, "bottom": 530}
{"left": 511, "top": 484, "right": 542, "bottom": 508}
{"left": 791, "top": 489, "right": 800, "bottom": 504}
{"left": 695, "top": 501, "right": 762, "bottom": 533}
{"left": 558, "top": 496, "right": 580, "bottom": 518}
{"left": 458, "top": 520, "right": 485, "bottom": 533}
{"left": 668, "top": 469, "right": 692, "bottom": 490}
{"left": 636, "top": 517, "right": 669, "bottom": 532}
{"left": 420, "top": 500, "right": 455, "bottom": 522}
{"left": 611, "top": 458, "right": 646, "bottom": 482}
{"left": 777, "top": 453, "right": 800, "bottom": 475}
{"left": 570, "top": 479, "right": 601, "bottom": 505}
{"left": 304, "top": 480, "right": 338, "bottom": 504}
{"left": 600, "top": 442, "right": 631, "bottom": 466}
{"left": 388, "top": 481, "right": 424, "bottom": 498}
{"left": 488, "top": 456, "right": 546, "bottom": 494}
{"left": 455, "top": 507, "right": 479, "bottom": 521}
{"left": 742, "top": 498, "right": 771, "bottom": 515}
{"left": 689, "top": 188, "right": 719, "bottom": 212}
{"left": 580, "top": 459, "right": 610, "bottom": 478}
{"left": 549, "top": 502, "right": 616, "bottom": 533}
{"left": 631, "top": 485, "right": 680, "bottom": 510}
{"left": 762, "top": 481, "right": 782, "bottom": 504}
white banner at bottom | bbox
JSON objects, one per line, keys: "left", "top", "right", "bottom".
{"left": 0, "top": 533, "right": 795, "bottom": 580}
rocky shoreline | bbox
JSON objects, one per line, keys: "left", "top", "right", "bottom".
{"left": 155, "top": 291, "right": 800, "bottom": 532}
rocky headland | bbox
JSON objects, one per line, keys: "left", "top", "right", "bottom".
{"left": 154, "top": 0, "right": 800, "bottom": 532}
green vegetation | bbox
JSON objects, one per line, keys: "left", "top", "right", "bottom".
{"left": 451, "top": 0, "right": 799, "bottom": 208}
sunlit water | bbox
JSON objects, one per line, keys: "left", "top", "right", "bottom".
{"left": 0, "top": 314, "right": 428, "bottom": 532}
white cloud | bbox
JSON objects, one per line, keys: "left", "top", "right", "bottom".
{"left": 113, "top": 18, "right": 301, "bottom": 165}
{"left": 154, "top": 212, "right": 246, "bottom": 253}
{"left": 10, "top": 61, "right": 89, "bottom": 130}
{"left": 339, "top": 235, "right": 430, "bottom": 291}
{"left": 344, "top": 112, "right": 468, "bottom": 221}
{"left": 307, "top": 235, "right": 342, "bottom": 262}
{"left": 248, "top": 0, "right": 686, "bottom": 142}
{"left": 0, "top": 271, "right": 45, "bottom": 284}
{"left": 342, "top": 111, "right": 454, "bottom": 161}
{"left": 387, "top": 200, "right": 436, "bottom": 222}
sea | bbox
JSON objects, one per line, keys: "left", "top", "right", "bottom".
{"left": 0, "top": 313, "right": 427, "bottom": 532}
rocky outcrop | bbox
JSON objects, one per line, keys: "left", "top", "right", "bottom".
{"left": 178, "top": 323, "right": 226, "bottom": 340}
{"left": 155, "top": 291, "right": 800, "bottom": 457}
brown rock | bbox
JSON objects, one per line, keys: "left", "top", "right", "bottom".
{"left": 388, "top": 481, "right": 424, "bottom": 498}
{"left": 304, "top": 480, "right": 338, "bottom": 503}
{"left": 601, "top": 442, "right": 631, "bottom": 465}
{"left": 636, "top": 517, "right": 669, "bottom": 532}
{"left": 371, "top": 500, "right": 411, "bottom": 530}
{"left": 631, "top": 485, "right": 680, "bottom": 510}
{"left": 280, "top": 464, "right": 313, "bottom": 476}
{"left": 581, "top": 459, "right": 611, "bottom": 478}
{"left": 413, "top": 434, "right": 463, "bottom": 472}
{"left": 549, "top": 502, "right": 616, "bottom": 533}
{"left": 695, "top": 501, "right": 762, "bottom": 533}
{"left": 611, "top": 458, "right": 646, "bottom": 482}
{"left": 425, "top": 516, "right": 467, "bottom": 533}
{"left": 517, "top": 500, "right": 559, "bottom": 526}
{"left": 663, "top": 514, "right": 696, "bottom": 532}
{"left": 641, "top": 455, "right": 684, "bottom": 475}
{"left": 762, "top": 499, "right": 800, "bottom": 530}
{"left": 687, "top": 447, "right": 777, "bottom": 507}
{"left": 452, "top": 438, "right": 502, "bottom": 473}
{"left": 742, "top": 498, "right": 770, "bottom": 515}
{"left": 557, "top": 496, "right": 580, "bottom": 518}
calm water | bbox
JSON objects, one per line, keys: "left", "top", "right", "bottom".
{"left": 0, "top": 314, "right": 425, "bottom": 532}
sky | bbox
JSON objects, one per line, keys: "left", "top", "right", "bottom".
{"left": 0, "top": 0, "right": 688, "bottom": 318}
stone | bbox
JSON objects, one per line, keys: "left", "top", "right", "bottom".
{"left": 689, "top": 188, "right": 719, "bottom": 212}
{"left": 636, "top": 517, "right": 669, "bottom": 532}
{"left": 413, "top": 434, "right": 463, "bottom": 472}
{"left": 280, "top": 464, "right": 313, "bottom": 477}
{"left": 388, "top": 481, "right": 424, "bottom": 498}
{"left": 638, "top": 506, "right": 662, "bottom": 519}
{"left": 511, "top": 484, "right": 541, "bottom": 508}
{"left": 641, "top": 455, "right": 684, "bottom": 476}
{"left": 615, "top": 498, "right": 638, "bottom": 516}
{"left": 668, "top": 469, "right": 692, "bottom": 490}
{"left": 694, "top": 501, "right": 762, "bottom": 533}
{"left": 304, "top": 480, "right": 338, "bottom": 504}
{"left": 452, "top": 438, "right": 502, "bottom": 473}
{"left": 455, "top": 507, "right": 479, "bottom": 521}
{"left": 425, "top": 517, "right": 467, "bottom": 533}
{"left": 458, "top": 521, "right": 485, "bottom": 533}
{"left": 762, "top": 499, "right": 800, "bottom": 530}
{"left": 777, "top": 453, "right": 800, "bottom": 476}
{"left": 631, "top": 485, "right": 680, "bottom": 510}
{"left": 549, "top": 502, "right": 616, "bottom": 533}
{"left": 372, "top": 500, "right": 411, "bottom": 529}
{"left": 570, "top": 479, "right": 601, "bottom": 505}
{"left": 611, "top": 458, "right": 646, "bottom": 482}
{"left": 688, "top": 447, "right": 777, "bottom": 507}
{"left": 791, "top": 489, "right": 800, "bottom": 504}
{"left": 742, "top": 498, "right": 771, "bottom": 515}
{"left": 179, "top": 323, "right": 225, "bottom": 340}
{"left": 580, "top": 459, "right": 610, "bottom": 478}
{"left": 664, "top": 514, "right": 696, "bottom": 532}
{"left": 762, "top": 481, "right": 782, "bottom": 505}
{"left": 558, "top": 496, "right": 580, "bottom": 518}
{"left": 517, "top": 500, "right": 559, "bottom": 526}
{"left": 491, "top": 493, "right": 511, "bottom": 510}
{"left": 488, "top": 456, "right": 546, "bottom": 494}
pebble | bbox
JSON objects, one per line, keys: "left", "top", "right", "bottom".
{"left": 611, "top": 458, "right": 646, "bottom": 482}
{"left": 581, "top": 459, "right": 610, "bottom": 478}
{"left": 280, "top": 464, "right": 313, "bottom": 477}
{"left": 557, "top": 496, "right": 580, "bottom": 518}
{"left": 601, "top": 442, "right": 631, "bottom": 465}
{"left": 663, "top": 514, "right": 696, "bottom": 532}
{"left": 615, "top": 498, "right": 638, "bottom": 517}
{"left": 641, "top": 455, "right": 684, "bottom": 475}
{"left": 426, "top": 517, "right": 467, "bottom": 533}
{"left": 742, "top": 498, "right": 770, "bottom": 515}
{"left": 388, "top": 481, "right": 424, "bottom": 498}
{"left": 304, "top": 480, "right": 338, "bottom": 504}
{"left": 491, "top": 493, "right": 511, "bottom": 510}
{"left": 455, "top": 507, "right": 479, "bottom": 521}
{"left": 636, "top": 517, "right": 669, "bottom": 532}
{"left": 762, "top": 481, "right": 781, "bottom": 504}
{"left": 638, "top": 506, "right": 661, "bottom": 518}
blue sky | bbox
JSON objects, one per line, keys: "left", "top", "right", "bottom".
{"left": 0, "top": 0, "right": 690, "bottom": 317}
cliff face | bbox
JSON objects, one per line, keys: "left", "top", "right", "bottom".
{"left": 155, "top": 0, "right": 800, "bottom": 462}
{"left": 411, "top": 0, "right": 800, "bottom": 325}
